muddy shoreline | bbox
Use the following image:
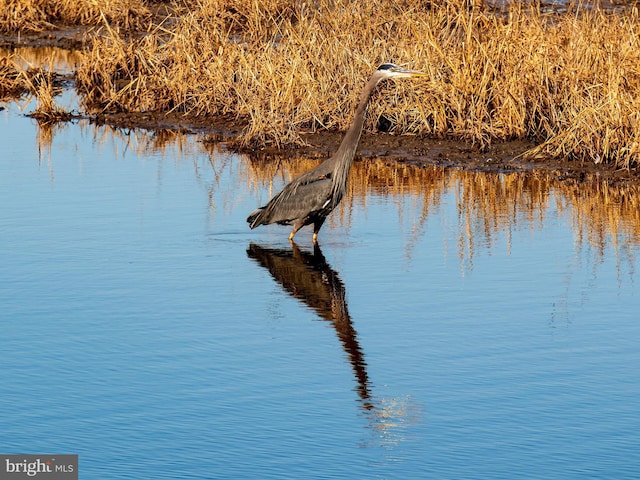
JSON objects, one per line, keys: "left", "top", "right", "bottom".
{"left": 3, "top": 28, "right": 639, "bottom": 187}
{"left": 92, "top": 110, "right": 640, "bottom": 187}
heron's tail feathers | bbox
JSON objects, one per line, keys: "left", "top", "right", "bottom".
{"left": 247, "top": 208, "right": 265, "bottom": 229}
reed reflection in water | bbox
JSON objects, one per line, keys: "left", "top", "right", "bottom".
{"left": 29, "top": 111, "right": 640, "bottom": 284}
{"left": 245, "top": 154, "right": 640, "bottom": 275}
{"left": 27, "top": 97, "right": 640, "bottom": 274}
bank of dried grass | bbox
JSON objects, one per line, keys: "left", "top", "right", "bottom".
{"left": 4, "top": 0, "right": 640, "bottom": 170}
{"left": 73, "top": 0, "right": 640, "bottom": 169}
{"left": 0, "top": 0, "right": 151, "bottom": 32}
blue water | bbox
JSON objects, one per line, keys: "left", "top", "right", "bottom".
{"left": 1, "top": 98, "right": 639, "bottom": 479}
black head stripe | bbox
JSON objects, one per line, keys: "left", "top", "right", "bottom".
{"left": 377, "top": 63, "right": 398, "bottom": 71}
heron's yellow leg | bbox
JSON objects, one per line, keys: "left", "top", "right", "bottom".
{"left": 312, "top": 232, "right": 318, "bottom": 243}
{"left": 289, "top": 225, "right": 301, "bottom": 241}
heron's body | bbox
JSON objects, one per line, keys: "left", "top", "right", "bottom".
{"left": 247, "top": 64, "right": 425, "bottom": 242}
{"left": 246, "top": 154, "right": 342, "bottom": 240}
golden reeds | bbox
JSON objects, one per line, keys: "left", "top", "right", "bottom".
{"left": 70, "top": 0, "right": 640, "bottom": 168}
{"left": 3, "top": 0, "right": 640, "bottom": 169}
{"left": 0, "top": 0, "right": 151, "bottom": 32}
{"left": 24, "top": 69, "right": 73, "bottom": 122}
{"left": 0, "top": 52, "right": 70, "bottom": 120}
{"left": 0, "top": 55, "right": 27, "bottom": 98}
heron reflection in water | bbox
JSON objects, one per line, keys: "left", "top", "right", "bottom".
{"left": 247, "top": 242, "right": 422, "bottom": 444}
{"left": 247, "top": 241, "right": 372, "bottom": 406}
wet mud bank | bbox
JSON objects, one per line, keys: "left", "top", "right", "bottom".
{"left": 238, "top": 130, "right": 640, "bottom": 188}
{"left": 77, "top": 89, "right": 640, "bottom": 188}
{"left": 97, "top": 109, "right": 639, "bottom": 187}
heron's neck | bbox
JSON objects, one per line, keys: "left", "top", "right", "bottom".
{"left": 333, "top": 76, "right": 380, "bottom": 165}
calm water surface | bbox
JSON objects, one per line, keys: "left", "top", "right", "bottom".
{"left": 1, "top": 90, "right": 640, "bottom": 478}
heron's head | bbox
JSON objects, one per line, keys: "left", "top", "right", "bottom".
{"left": 375, "top": 63, "right": 427, "bottom": 80}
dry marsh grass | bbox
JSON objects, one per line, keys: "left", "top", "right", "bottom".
{"left": 4, "top": 0, "right": 640, "bottom": 170}
{"left": 0, "top": 55, "right": 27, "bottom": 98}
{"left": 73, "top": 0, "right": 640, "bottom": 169}
{"left": 24, "top": 69, "right": 74, "bottom": 122}
{"left": 0, "top": 0, "right": 151, "bottom": 32}
{"left": 0, "top": 51, "right": 72, "bottom": 120}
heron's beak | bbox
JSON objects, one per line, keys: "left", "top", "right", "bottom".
{"left": 395, "top": 67, "right": 428, "bottom": 78}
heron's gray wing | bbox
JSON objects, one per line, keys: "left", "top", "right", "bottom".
{"left": 261, "top": 173, "right": 333, "bottom": 225}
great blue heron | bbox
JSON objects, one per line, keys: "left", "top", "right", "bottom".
{"left": 247, "top": 63, "right": 426, "bottom": 242}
